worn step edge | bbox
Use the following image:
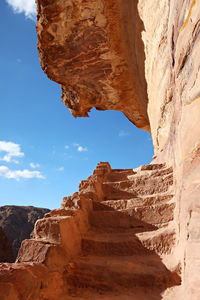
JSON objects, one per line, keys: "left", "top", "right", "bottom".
{"left": 66, "top": 255, "right": 173, "bottom": 291}
{"left": 93, "top": 195, "right": 174, "bottom": 211}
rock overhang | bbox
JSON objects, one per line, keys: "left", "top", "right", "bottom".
{"left": 36, "top": 0, "right": 150, "bottom": 131}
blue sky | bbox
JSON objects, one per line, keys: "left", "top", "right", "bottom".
{"left": 0, "top": 1, "right": 153, "bottom": 209}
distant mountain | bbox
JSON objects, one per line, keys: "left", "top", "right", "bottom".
{"left": 0, "top": 205, "right": 50, "bottom": 262}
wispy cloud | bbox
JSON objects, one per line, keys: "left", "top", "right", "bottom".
{"left": 65, "top": 145, "right": 70, "bottom": 149}
{"left": 0, "top": 165, "right": 45, "bottom": 181}
{"left": 73, "top": 143, "right": 88, "bottom": 152}
{"left": 56, "top": 167, "right": 64, "bottom": 171}
{"left": 118, "top": 130, "right": 130, "bottom": 137}
{"left": 30, "top": 162, "right": 40, "bottom": 169}
{"left": 77, "top": 146, "right": 88, "bottom": 152}
{"left": 0, "top": 141, "right": 24, "bottom": 163}
{"left": 5, "top": 0, "right": 36, "bottom": 20}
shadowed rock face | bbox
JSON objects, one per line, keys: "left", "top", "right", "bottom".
{"left": 36, "top": 0, "right": 149, "bottom": 131}
{"left": 0, "top": 206, "right": 50, "bottom": 262}
{"left": 0, "top": 227, "right": 13, "bottom": 262}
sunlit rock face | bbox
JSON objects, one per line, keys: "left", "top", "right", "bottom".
{"left": 36, "top": 0, "right": 149, "bottom": 131}
{"left": 0, "top": 0, "right": 200, "bottom": 299}
{"left": 139, "top": 1, "right": 200, "bottom": 298}
{"left": 0, "top": 162, "right": 181, "bottom": 299}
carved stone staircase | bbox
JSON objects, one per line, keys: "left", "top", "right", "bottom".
{"left": 64, "top": 162, "right": 180, "bottom": 299}
{"left": 0, "top": 162, "right": 180, "bottom": 300}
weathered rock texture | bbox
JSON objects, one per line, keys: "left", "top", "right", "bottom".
{"left": 0, "top": 162, "right": 180, "bottom": 299}
{"left": 0, "top": 0, "right": 199, "bottom": 299}
{"left": 0, "top": 206, "right": 50, "bottom": 262}
{"left": 0, "top": 227, "right": 13, "bottom": 263}
{"left": 36, "top": 0, "right": 149, "bottom": 130}
{"left": 138, "top": 1, "right": 200, "bottom": 299}
{"left": 36, "top": 0, "right": 200, "bottom": 298}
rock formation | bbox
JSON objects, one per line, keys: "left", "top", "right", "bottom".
{"left": 0, "top": 206, "right": 50, "bottom": 262}
{"left": 139, "top": 1, "right": 200, "bottom": 298}
{"left": 0, "top": 227, "right": 13, "bottom": 263}
{"left": 0, "top": 0, "right": 199, "bottom": 299}
{"left": 0, "top": 162, "right": 181, "bottom": 299}
{"left": 36, "top": 0, "right": 149, "bottom": 130}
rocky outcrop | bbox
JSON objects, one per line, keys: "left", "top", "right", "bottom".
{"left": 139, "top": 1, "right": 200, "bottom": 299}
{"left": 35, "top": 1, "right": 200, "bottom": 298}
{"left": 36, "top": 0, "right": 149, "bottom": 130}
{"left": 0, "top": 163, "right": 180, "bottom": 299}
{"left": 0, "top": 206, "right": 50, "bottom": 262}
{"left": 0, "top": 227, "right": 13, "bottom": 262}
{"left": 0, "top": 0, "right": 199, "bottom": 299}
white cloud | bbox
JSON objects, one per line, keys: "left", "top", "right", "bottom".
{"left": 56, "top": 167, "right": 64, "bottom": 171}
{"left": 0, "top": 165, "right": 45, "bottom": 181}
{"left": 118, "top": 130, "right": 130, "bottom": 137}
{"left": 77, "top": 146, "right": 88, "bottom": 152}
{"left": 65, "top": 145, "right": 70, "bottom": 149}
{"left": 30, "top": 162, "right": 40, "bottom": 169}
{"left": 72, "top": 143, "right": 88, "bottom": 152}
{"left": 5, "top": 0, "right": 36, "bottom": 20}
{"left": 0, "top": 141, "right": 24, "bottom": 163}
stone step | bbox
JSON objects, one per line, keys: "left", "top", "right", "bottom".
{"left": 92, "top": 194, "right": 174, "bottom": 211}
{"left": 136, "top": 226, "right": 176, "bottom": 255}
{"left": 103, "top": 174, "right": 173, "bottom": 200}
{"left": 105, "top": 167, "right": 173, "bottom": 183}
{"left": 82, "top": 231, "right": 150, "bottom": 256}
{"left": 140, "top": 163, "right": 166, "bottom": 171}
{"left": 105, "top": 169, "right": 137, "bottom": 182}
{"left": 128, "top": 167, "right": 173, "bottom": 180}
{"left": 66, "top": 255, "right": 173, "bottom": 293}
{"left": 67, "top": 288, "right": 162, "bottom": 300}
{"left": 89, "top": 203, "right": 175, "bottom": 228}
{"left": 66, "top": 290, "right": 163, "bottom": 300}
{"left": 82, "top": 226, "right": 176, "bottom": 256}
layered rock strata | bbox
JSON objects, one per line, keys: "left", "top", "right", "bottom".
{"left": 0, "top": 162, "right": 180, "bottom": 299}
{"left": 0, "top": 206, "right": 50, "bottom": 262}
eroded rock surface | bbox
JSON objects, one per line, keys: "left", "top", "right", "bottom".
{"left": 138, "top": 1, "right": 200, "bottom": 298}
{"left": 0, "top": 0, "right": 199, "bottom": 299}
{"left": 0, "top": 206, "right": 50, "bottom": 262}
{"left": 36, "top": 0, "right": 149, "bottom": 130}
{"left": 0, "top": 162, "right": 180, "bottom": 299}
{"left": 36, "top": 0, "right": 200, "bottom": 298}
{"left": 0, "top": 227, "right": 13, "bottom": 263}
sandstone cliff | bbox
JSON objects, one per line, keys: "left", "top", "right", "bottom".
{"left": 0, "top": 206, "right": 50, "bottom": 262}
{"left": 139, "top": 1, "right": 200, "bottom": 298}
{"left": 0, "top": 0, "right": 199, "bottom": 299}
{"left": 37, "top": 1, "right": 200, "bottom": 295}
